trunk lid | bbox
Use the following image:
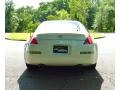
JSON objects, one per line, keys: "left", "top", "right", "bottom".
{"left": 36, "top": 33, "right": 86, "bottom": 41}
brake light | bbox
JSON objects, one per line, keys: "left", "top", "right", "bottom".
{"left": 30, "top": 37, "right": 38, "bottom": 44}
{"left": 84, "top": 35, "right": 93, "bottom": 44}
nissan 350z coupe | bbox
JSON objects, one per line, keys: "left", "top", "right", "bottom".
{"left": 24, "top": 20, "right": 98, "bottom": 69}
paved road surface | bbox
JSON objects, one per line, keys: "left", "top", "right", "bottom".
{"left": 5, "top": 33, "right": 115, "bottom": 90}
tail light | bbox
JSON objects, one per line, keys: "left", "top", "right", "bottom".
{"left": 84, "top": 35, "right": 93, "bottom": 44}
{"left": 29, "top": 37, "right": 38, "bottom": 44}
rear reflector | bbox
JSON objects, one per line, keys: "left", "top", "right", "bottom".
{"left": 84, "top": 35, "right": 93, "bottom": 44}
{"left": 30, "top": 37, "right": 38, "bottom": 44}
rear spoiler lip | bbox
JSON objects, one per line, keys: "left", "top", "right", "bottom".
{"left": 35, "top": 33, "right": 86, "bottom": 41}
{"left": 36, "top": 33, "right": 87, "bottom": 35}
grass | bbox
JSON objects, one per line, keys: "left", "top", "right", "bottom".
{"left": 5, "top": 33, "right": 32, "bottom": 41}
{"left": 90, "top": 33, "right": 105, "bottom": 39}
{"left": 5, "top": 32, "right": 105, "bottom": 41}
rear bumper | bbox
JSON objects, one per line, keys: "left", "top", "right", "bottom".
{"left": 24, "top": 53, "right": 97, "bottom": 66}
{"left": 24, "top": 43, "right": 98, "bottom": 66}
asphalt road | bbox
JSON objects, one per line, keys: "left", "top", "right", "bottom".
{"left": 5, "top": 33, "right": 115, "bottom": 90}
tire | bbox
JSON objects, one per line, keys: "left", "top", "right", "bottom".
{"left": 26, "top": 63, "right": 39, "bottom": 70}
{"left": 84, "top": 64, "right": 96, "bottom": 70}
{"left": 89, "top": 64, "right": 96, "bottom": 70}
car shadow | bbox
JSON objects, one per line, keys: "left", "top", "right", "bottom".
{"left": 18, "top": 67, "right": 103, "bottom": 90}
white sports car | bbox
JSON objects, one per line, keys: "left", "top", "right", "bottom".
{"left": 24, "top": 20, "right": 98, "bottom": 69}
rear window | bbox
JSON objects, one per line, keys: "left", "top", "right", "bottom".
{"left": 34, "top": 21, "right": 88, "bottom": 35}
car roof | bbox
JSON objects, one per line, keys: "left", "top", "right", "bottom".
{"left": 34, "top": 20, "right": 88, "bottom": 35}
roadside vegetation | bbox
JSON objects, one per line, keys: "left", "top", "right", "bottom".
{"left": 5, "top": 33, "right": 105, "bottom": 41}
{"left": 5, "top": 33, "right": 31, "bottom": 41}
{"left": 5, "top": 0, "right": 114, "bottom": 40}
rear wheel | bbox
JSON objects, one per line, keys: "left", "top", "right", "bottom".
{"left": 26, "top": 63, "right": 39, "bottom": 70}
{"left": 89, "top": 64, "right": 96, "bottom": 69}
{"left": 84, "top": 64, "right": 96, "bottom": 70}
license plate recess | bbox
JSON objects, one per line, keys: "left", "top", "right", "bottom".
{"left": 53, "top": 45, "right": 68, "bottom": 53}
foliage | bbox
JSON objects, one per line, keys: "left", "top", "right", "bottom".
{"left": 5, "top": 0, "right": 16, "bottom": 32}
{"left": 16, "top": 7, "right": 39, "bottom": 32}
{"left": 5, "top": 0, "right": 115, "bottom": 33}
{"left": 69, "top": 0, "right": 90, "bottom": 26}
{"left": 93, "top": 0, "right": 115, "bottom": 32}
{"left": 36, "top": 0, "right": 70, "bottom": 22}
{"left": 47, "top": 9, "right": 70, "bottom": 20}
{"left": 86, "top": 4, "right": 97, "bottom": 30}
{"left": 5, "top": 1, "right": 39, "bottom": 33}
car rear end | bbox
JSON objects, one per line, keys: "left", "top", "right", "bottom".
{"left": 24, "top": 21, "right": 98, "bottom": 67}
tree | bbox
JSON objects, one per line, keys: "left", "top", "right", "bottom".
{"left": 5, "top": 0, "right": 17, "bottom": 32}
{"left": 16, "top": 7, "right": 39, "bottom": 32}
{"left": 47, "top": 9, "right": 70, "bottom": 20}
{"left": 93, "top": 0, "right": 115, "bottom": 32}
{"left": 69, "top": 0, "right": 90, "bottom": 26}
{"left": 5, "top": 0, "right": 115, "bottom": 33}
{"left": 35, "top": 0, "right": 70, "bottom": 22}
{"left": 35, "top": 2, "right": 55, "bottom": 22}
{"left": 53, "top": 0, "right": 70, "bottom": 12}
{"left": 86, "top": 3, "right": 97, "bottom": 30}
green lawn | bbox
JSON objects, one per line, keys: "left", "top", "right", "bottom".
{"left": 5, "top": 33, "right": 105, "bottom": 41}
{"left": 90, "top": 33, "right": 105, "bottom": 39}
{"left": 5, "top": 33, "right": 32, "bottom": 41}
